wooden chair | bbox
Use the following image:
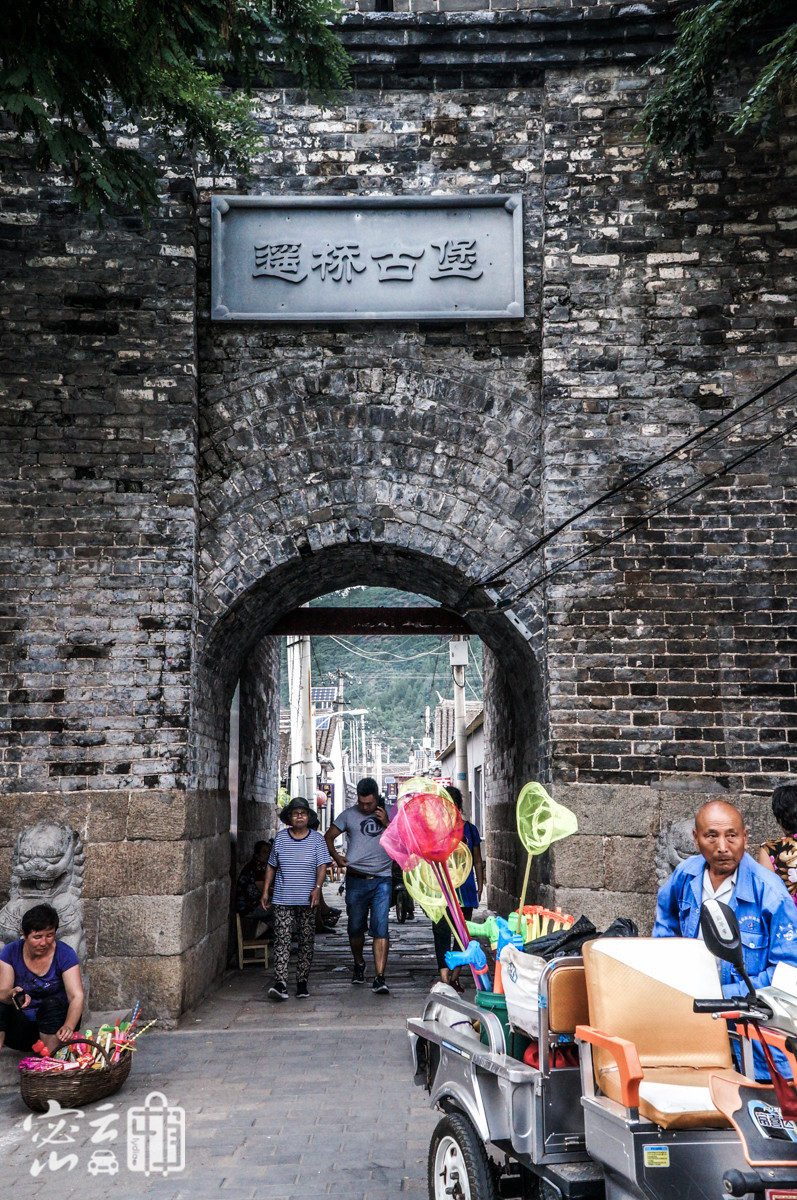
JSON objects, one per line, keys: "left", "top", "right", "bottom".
{"left": 236, "top": 914, "right": 269, "bottom": 970}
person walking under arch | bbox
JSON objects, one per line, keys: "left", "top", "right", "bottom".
{"left": 325, "top": 777, "right": 392, "bottom": 995}
{"left": 432, "top": 786, "right": 483, "bottom": 992}
{"left": 263, "top": 797, "right": 331, "bottom": 1001}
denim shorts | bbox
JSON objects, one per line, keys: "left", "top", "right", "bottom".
{"left": 346, "top": 875, "right": 391, "bottom": 939}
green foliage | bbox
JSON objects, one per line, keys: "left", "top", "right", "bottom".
{"left": 280, "top": 587, "right": 484, "bottom": 760}
{"left": 0, "top": 0, "right": 350, "bottom": 218}
{"left": 639, "top": 0, "right": 797, "bottom": 165}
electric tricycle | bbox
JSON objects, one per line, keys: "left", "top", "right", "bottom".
{"left": 408, "top": 900, "right": 797, "bottom": 1200}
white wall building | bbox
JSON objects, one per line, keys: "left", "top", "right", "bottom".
{"left": 437, "top": 708, "right": 485, "bottom": 834}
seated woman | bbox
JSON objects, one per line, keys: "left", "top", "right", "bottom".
{"left": 235, "top": 838, "right": 276, "bottom": 939}
{"left": 0, "top": 903, "right": 84, "bottom": 1054}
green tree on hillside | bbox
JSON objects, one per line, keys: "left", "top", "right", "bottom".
{"left": 0, "top": 0, "right": 350, "bottom": 218}
{"left": 639, "top": 1, "right": 796, "bottom": 163}
{"left": 281, "top": 588, "right": 483, "bottom": 759}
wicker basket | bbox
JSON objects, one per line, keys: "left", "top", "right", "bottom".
{"left": 19, "top": 1037, "right": 133, "bottom": 1112}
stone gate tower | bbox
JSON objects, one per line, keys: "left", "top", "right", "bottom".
{"left": 1, "top": 0, "right": 796, "bottom": 1016}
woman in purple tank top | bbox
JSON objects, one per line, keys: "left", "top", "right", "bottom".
{"left": 0, "top": 902, "right": 84, "bottom": 1055}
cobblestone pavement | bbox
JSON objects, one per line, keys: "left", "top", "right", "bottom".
{"left": 0, "top": 889, "right": 452, "bottom": 1199}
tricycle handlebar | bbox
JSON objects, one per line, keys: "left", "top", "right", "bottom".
{"left": 693, "top": 999, "right": 744, "bottom": 1014}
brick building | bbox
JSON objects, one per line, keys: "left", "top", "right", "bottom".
{"left": 1, "top": 1, "right": 796, "bottom": 1016}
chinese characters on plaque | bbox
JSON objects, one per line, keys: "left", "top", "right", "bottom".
{"left": 212, "top": 196, "right": 523, "bottom": 321}
{"left": 252, "top": 239, "right": 484, "bottom": 286}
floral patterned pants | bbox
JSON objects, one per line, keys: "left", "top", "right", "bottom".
{"left": 272, "top": 904, "right": 316, "bottom": 983}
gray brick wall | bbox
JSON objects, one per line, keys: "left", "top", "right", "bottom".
{"left": 0, "top": 164, "right": 200, "bottom": 795}
{"left": 2, "top": 6, "right": 797, "bottom": 995}
{"left": 540, "top": 66, "right": 797, "bottom": 797}
{"left": 237, "top": 635, "right": 282, "bottom": 863}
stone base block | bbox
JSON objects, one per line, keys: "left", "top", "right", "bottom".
{"left": 0, "top": 788, "right": 233, "bottom": 1020}
{"left": 537, "top": 885, "right": 657, "bottom": 936}
{"left": 89, "top": 953, "right": 184, "bottom": 1020}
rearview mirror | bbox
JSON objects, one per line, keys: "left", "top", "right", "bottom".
{"left": 700, "top": 899, "right": 755, "bottom": 997}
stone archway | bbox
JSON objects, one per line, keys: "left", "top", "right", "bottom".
{"left": 193, "top": 540, "right": 546, "bottom": 924}
{"left": 180, "top": 349, "right": 552, "bottom": 1014}
{"left": 192, "top": 350, "right": 550, "bottom": 894}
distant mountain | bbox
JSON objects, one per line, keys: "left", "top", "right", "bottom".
{"left": 279, "top": 587, "right": 483, "bottom": 759}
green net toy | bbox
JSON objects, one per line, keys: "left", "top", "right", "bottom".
{"left": 515, "top": 782, "right": 578, "bottom": 913}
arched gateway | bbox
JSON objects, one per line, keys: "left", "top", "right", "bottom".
{"left": 191, "top": 356, "right": 549, "bottom": 1016}
{"left": 2, "top": 4, "right": 797, "bottom": 1017}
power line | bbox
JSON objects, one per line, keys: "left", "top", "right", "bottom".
{"left": 326, "top": 634, "right": 445, "bottom": 663}
{"left": 503, "top": 417, "right": 797, "bottom": 605}
{"left": 458, "top": 365, "right": 797, "bottom": 605}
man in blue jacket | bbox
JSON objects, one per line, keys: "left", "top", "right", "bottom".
{"left": 654, "top": 799, "right": 797, "bottom": 1078}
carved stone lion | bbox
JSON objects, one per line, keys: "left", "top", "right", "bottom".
{"left": 0, "top": 822, "right": 86, "bottom": 965}
{"left": 655, "top": 817, "right": 697, "bottom": 887}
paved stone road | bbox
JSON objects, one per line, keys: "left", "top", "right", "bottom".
{"left": 0, "top": 889, "right": 450, "bottom": 1198}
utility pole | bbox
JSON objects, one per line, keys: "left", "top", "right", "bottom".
{"left": 423, "top": 704, "right": 432, "bottom": 773}
{"left": 375, "top": 742, "right": 383, "bottom": 794}
{"left": 287, "top": 632, "right": 315, "bottom": 801}
{"left": 450, "top": 636, "right": 470, "bottom": 804}
{"left": 361, "top": 713, "right": 367, "bottom": 776}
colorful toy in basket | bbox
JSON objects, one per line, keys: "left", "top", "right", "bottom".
{"left": 444, "top": 941, "right": 492, "bottom": 991}
{"left": 18, "top": 1002, "right": 155, "bottom": 1112}
{"left": 506, "top": 905, "right": 575, "bottom": 942}
{"left": 464, "top": 916, "right": 524, "bottom": 994}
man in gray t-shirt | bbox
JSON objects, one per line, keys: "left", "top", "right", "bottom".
{"left": 325, "top": 777, "right": 393, "bottom": 994}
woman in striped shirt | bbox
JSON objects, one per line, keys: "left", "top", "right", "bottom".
{"left": 263, "top": 797, "right": 331, "bottom": 1000}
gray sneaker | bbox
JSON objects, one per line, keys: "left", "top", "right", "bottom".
{"left": 351, "top": 962, "right": 366, "bottom": 985}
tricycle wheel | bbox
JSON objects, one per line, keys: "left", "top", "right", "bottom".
{"left": 428, "top": 1112, "right": 496, "bottom": 1200}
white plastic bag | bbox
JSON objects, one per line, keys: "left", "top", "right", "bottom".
{"left": 501, "top": 944, "right": 546, "bottom": 1037}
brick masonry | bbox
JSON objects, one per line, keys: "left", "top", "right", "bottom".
{"left": 1, "top": 5, "right": 796, "bottom": 1009}
{"left": 237, "top": 635, "right": 282, "bottom": 863}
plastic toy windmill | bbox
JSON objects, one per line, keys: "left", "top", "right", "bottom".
{"left": 516, "top": 782, "right": 578, "bottom": 914}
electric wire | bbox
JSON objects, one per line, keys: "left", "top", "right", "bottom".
{"left": 327, "top": 633, "right": 445, "bottom": 663}
{"left": 460, "top": 365, "right": 797, "bottom": 601}
{"left": 294, "top": 595, "right": 483, "bottom": 760}
{"left": 502, "top": 417, "right": 797, "bottom": 604}
{"left": 423, "top": 635, "right": 445, "bottom": 744}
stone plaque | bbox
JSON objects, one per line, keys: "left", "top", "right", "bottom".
{"left": 211, "top": 195, "right": 524, "bottom": 322}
